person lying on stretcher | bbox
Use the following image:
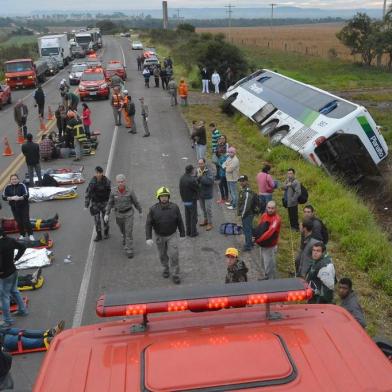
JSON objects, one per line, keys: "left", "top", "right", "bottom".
{"left": 2, "top": 214, "right": 59, "bottom": 233}
{"left": 0, "top": 320, "right": 65, "bottom": 353}
{"left": 16, "top": 233, "right": 51, "bottom": 248}
{"left": 17, "top": 268, "right": 42, "bottom": 290}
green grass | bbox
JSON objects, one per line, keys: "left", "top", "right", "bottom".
{"left": 182, "top": 105, "right": 392, "bottom": 337}
{"left": 0, "top": 35, "right": 37, "bottom": 47}
{"left": 244, "top": 47, "right": 392, "bottom": 91}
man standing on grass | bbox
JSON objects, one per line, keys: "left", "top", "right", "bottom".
{"left": 210, "top": 123, "right": 221, "bottom": 179}
{"left": 223, "top": 147, "right": 240, "bottom": 210}
{"left": 338, "top": 278, "right": 366, "bottom": 328}
{"left": 283, "top": 168, "right": 301, "bottom": 231}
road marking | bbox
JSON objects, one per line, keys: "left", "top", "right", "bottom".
{"left": 120, "top": 44, "right": 126, "bottom": 66}
{"left": 72, "top": 124, "right": 119, "bottom": 328}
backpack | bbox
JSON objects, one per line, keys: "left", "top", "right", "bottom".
{"left": 219, "top": 223, "right": 243, "bottom": 235}
{"left": 251, "top": 193, "right": 265, "bottom": 215}
{"left": 297, "top": 184, "right": 308, "bottom": 204}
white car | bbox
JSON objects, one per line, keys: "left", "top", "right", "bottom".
{"left": 132, "top": 41, "right": 143, "bottom": 50}
{"left": 69, "top": 63, "right": 87, "bottom": 85}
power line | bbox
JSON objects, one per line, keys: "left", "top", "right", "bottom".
{"left": 269, "top": 3, "right": 277, "bottom": 27}
{"left": 224, "top": 4, "right": 235, "bottom": 41}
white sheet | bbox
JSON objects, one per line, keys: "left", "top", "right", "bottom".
{"left": 34, "top": 172, "right": 85, "bottom": 184}
{"left": 14, "top": 248, "right": 53, "bottom": 269}
{"left": 29, "top": 186, "right": 78, "bottom": 202}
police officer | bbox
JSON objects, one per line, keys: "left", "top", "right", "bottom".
{"left": 104, "top": 174, "right": 142, "bottom": 258}
{"left": 145, "top": 187, "right": 185, "bottom": 284}
{"left": 66, "top": 111, "right": 87, "bottom": 162}
{"left": 85, "top": 166, "right": 111, "bottom": 242}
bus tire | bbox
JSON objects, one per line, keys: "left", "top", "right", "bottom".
{"left": 260, "top": 120, "right": 279, "bottom": 136}
{"left": 270, "top": 129, "right": 288, "bottom": 147}
{"left": 220, "top": 93, "right": 237, "bottom": 114}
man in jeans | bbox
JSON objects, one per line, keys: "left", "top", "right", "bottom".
{"left": 179, "top": 165, "right": 199, "bottom": 237}
{"left": 197, "top": 158, "right": 214, "bottom": 231}
{"left": 21, "top": 133, "right": 42, "bottom": 186}
{"left": 254, "top": 201, "right": 282, "bottom": 279}
{"left": 0, "top": 228, "right": 28, "bottom": 327}
{"left": 237, "top": 175, "right": 256, "bottom": 252}
{"left": 223, "top": 147, "right": 240, "bottom": 210}
{"left": 191, "top": 121, "right": 207, "bottom": 161}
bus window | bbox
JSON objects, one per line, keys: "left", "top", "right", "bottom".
{"left": 319, "top": 100, "right": 338, "bottom": 115}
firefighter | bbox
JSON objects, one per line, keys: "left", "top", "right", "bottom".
{"left": 145, "top": 187, "right": 185, "bottom": 284}
{"left": 122, "top": 90, "right": 133, "bottom": 130}
{"left": 66, "top": 111, "right": 87, "bottom": 162}
{"left": 104, "top": 174, "right": 142, "bottom": 259}
{"left": 85, "top": 166, "right": 111, "bottom": 241}
{"left": 111, "top": 87, "right": 123, "bottom": 126}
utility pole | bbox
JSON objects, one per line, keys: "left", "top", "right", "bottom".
{"left": 224, "top": 4, "right": 235, "bottom": 41}
{"left": 176, "top": 8, "right": 181, "bottom": 20}
{"left": 383, "top": 0, "right": 388, "bottom": 19}
{"left": 269, "top": 3, "right": 277, "bottom": 28}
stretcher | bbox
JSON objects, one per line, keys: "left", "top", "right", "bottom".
{"left": 14, "top": 248, "right": 54, "bottom": 270}
{"left": 1, "top": 218, "right": 60, "bottom": 234}
{"left": 46, "top": 166, "right": 84, "bottom": 174}
{"left": 18, "top": 237, "right": 54, "bottom": 249}
{"left": 29, "top": 186, "right": 78, "bottom": 202}
{"left": 32, "top": 172, "right": 85, "bottom": 185}
{"left": 18, "top": 276, "right": 44, "bottom": 291}
{"left": 0, "top": 296, "right": 29, "bottom": 314}
{"left": 9, "top": 328, "right": 49, "bottom": 355}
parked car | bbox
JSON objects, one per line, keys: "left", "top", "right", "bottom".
{"left": 78, "top": 67, "right": 109, "bottom": 100}
{"left": 0, "top": 84, "right": 11, "bottom": 109}
{"left": 131, "top": 41, "right": 143, "bottom": 50}
{"left": 105, "top": 60, "right": 127, "bottom": 81}
{"left": 71, "top": 44, "right": 86, "bottom": 59}
{"left": 143, "top": 56, "right": 160, "bottom": 71}
{"left": 68, "top": 63, "right": 87, "bottom": 85}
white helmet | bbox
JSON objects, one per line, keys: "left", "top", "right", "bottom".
{"left": 123, "top": 90, "right": 128, "bottom": 95}
{"left": 60, "top": 78, "right": 66, "bottom": 85}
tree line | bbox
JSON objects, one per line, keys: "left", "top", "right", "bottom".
{"left": 337, "top": 10, "right": 392, "bottom": 69}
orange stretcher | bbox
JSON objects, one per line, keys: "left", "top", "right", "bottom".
{"left": 0, "top": 296, "right": 29, "bottom": 315}
{"left": 2, "top": 220, "right": 60, "bottom": 234}
{"left": 10, "top": 330, "right": 48, "bottom": 356}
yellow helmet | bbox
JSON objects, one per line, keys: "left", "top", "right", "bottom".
{"left": 225, "top": 247, "right": 239, "bottom": 257}
{"left": 156, "top": 186, "right": 170, "bottom": 199}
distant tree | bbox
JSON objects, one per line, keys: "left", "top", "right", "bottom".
{"left": 337, "top": 13, "right": 380, "bottom": 66}
{"left": 176, "top": 23, "right": 195, "bottom": 33}
{"left": 96, "top": 20, "right": 117, "bottom": 33}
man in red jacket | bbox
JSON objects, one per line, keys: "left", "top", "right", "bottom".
{"left": 254, "top": 200, "right": 281, "bottom": 279}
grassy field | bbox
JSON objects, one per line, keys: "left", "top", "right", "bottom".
{"left": 1, "top": 35, "right": 37, "bottom": 47}
{"left": 197, "top": 24, "right": 391, "bottom": 66}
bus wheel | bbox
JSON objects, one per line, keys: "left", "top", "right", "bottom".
{"left": 270, "top": 129, "right": 288, "bottom": 146}
{"left": 260, "top": 120, "right": 278, "bottom": 136}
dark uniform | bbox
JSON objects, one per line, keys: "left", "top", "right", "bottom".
{"left": 225, "top": 260, "right": 248, "bottom": 283}
{"left": 106, "top": 187, "right": 142, "bottom": 258}
{"left": 85, "top": 176, "right": 111, "bottom": 239}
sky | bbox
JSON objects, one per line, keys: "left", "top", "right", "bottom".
{"left": 0, "top": 0, "right": 386, "bottom": 13}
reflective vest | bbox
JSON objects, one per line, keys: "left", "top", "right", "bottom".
{"left": 179, "top": 82, "right": 188, "bottom": 98}
{"left": 111, "top": 94, "right": 123, "bottom": 108}
{"left": 73, "top": 123, "right": 87, "bottom": 142}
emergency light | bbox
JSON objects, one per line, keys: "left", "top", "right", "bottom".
{"left": 96, "top": 278, "right": 312, "bottom": 318}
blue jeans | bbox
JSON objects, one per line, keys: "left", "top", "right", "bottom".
{"left": 1, "top": 328, "right": 45, "bottom": 351}
{"left": 227, "top": 181, "right": 237, "bottom": 208}
{"left": 242, "top": 214, "right": 254, "bottom": 250}
{"left": 0, "top": 272, "right": 27, "bottom": 324}
{"left": 196, "top": 144, "right": 206, "bottom": 161}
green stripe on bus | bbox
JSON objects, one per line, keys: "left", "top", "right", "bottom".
{"left": 300, "top": 109, "right": 319, "bottom": 127}
{"left": 357, "top": 116, "right": 373, "bottom": 136}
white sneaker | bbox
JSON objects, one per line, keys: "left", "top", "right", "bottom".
{"left": 18, "top": 235, "right": 25, "bottom": 240}
{"left": 225, "top": 201, "right": 231, "bottom": 206}
{"left": 227, "top": 205, "right": 235, "bottom": 210}
{"left": 29, "top": 235, "right": 35, "bottom": 241}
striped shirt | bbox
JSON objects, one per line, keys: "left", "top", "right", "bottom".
{"left": 211, "top": 129, "right": 221, "bottom": 153}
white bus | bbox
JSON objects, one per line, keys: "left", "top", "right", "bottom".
{"left": 223, "top": 69, "right": 388, "bottom": 180}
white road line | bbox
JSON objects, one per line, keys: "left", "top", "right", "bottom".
{"left": 72, "top": 125, "right": 119, "bottom": 328}
{"left": 120, "top": 43, "right": 126, "bottom": 67}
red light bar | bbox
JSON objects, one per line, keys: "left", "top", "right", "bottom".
{"left": 96, "top": 279, "right": 313, "bottom": 318}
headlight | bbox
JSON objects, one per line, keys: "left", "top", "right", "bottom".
{"left": 70, "top": 74, "right": 75, "bottom": 78}
{"left": 5, "top": 78, "right": 9, "bottom": 82}
{"left": 79, "top": 85, "right": 86, "bottom": 91}
{"left": 27, "top": 76, "right": 33, "bottom": 79}
{"left": 100, "top": 83, "right": 108, "bottom": 89}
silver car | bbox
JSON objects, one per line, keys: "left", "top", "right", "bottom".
{"left": 69, "top": 63, "right": 87, "bottom": 85}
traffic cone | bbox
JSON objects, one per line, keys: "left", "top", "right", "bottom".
{"left": 47, "top": 106, "right": 54, "bottom": 121}
{"left": 3, "top": 137, "right": 13, "bottom": 156}
{"left": 40, "top": 116, "right": 47, "bottom": 132}
{"left": 16, "top": 128, "right": 24, "bottom": 144}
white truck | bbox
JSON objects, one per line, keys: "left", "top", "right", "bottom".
{"left": 75, "top": 31, "right": 97, "bottom": 54}
{"left": 38, "top": 34, "right": 71, "bottom": 68}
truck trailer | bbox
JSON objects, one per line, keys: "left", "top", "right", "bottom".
{"left": 38, "top": 34, "right": 71, "bottom": 68}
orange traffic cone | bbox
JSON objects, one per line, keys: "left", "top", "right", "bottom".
{"left": 47, "top": 105, "right": 54, "bottom": 121}
{"left": 16, "top": 128, "right": 24, "bottom": 144}
{"left": 40, "top": 116, "right": 47, "bottom": 132}
{"left": 3, "top": 137, "right": 13, "bottom": 156}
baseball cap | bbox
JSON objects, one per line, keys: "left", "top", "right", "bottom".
{"left": 225, "top": 247, "right": 239, "bottom": 257}
{"left": 238, "top": 175, "right": 248, "bottom": 182}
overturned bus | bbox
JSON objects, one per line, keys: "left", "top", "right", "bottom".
{"left": 223, "top": 69, "right": 388, "bottom": 181}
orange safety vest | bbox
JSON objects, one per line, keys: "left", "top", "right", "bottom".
{"left": 179, "top": 82, "right": 188, "bottom": 98}
{"left": 112, "top": 93, "right": 123, "bottom": 108}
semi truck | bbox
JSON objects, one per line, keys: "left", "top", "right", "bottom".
{"left": 75, "top": 31, "right": 97, "bottom": 54}
{"left": 38, "top": 34, "right": 71, "bottom": 68}
{"left": 4, "top": 58, "right": 48, "bottom": 89}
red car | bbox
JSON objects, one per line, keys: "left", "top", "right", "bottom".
{"left": 0, "top": 84, "right": 11, "bottom": 109}
{"left": 34, "top": 279, "right": 392, "bottom": 392}
{"left": 105, "top": 60, "right": 127, "bottom": 81}
{"left": 78, "top": 67, "right": 110, "bottom": 101}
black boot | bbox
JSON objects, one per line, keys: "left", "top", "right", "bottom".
{"left": 104, "top": 229, "right": 109, "bottom": 239}
{"left": 94, "top": 232, "right": 102, "bottom": 242}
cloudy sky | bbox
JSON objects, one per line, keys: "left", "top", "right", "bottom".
{"left": 0, "top": 0, "right": 386, "bottom": 13}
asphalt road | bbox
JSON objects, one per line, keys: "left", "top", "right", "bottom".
{"left": 7, "top": 36, "right": 259, "bottom": 391}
